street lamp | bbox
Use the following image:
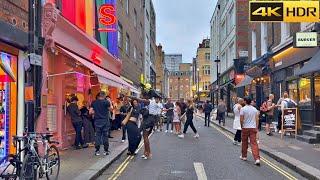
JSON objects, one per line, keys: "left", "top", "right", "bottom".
{"left": 214, "top": 56, "right": 221, "bottom": 105}
{"left": 197, "top": 68, "right": 200, "bottom": 102}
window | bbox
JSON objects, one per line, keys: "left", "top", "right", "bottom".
{"left": 228, "top": 5, "right": 235, "bottom": 32}
{"left": 281, "top": 23, "right": 290, "bottom": 42}
{"left": 252, "top": 30, "right": 257, "bottom": 61}
{"left": 205, "top": 40, "right": 210, "bottom": 48}
{"left": 203, "top": 65, "right": 211, "bottom": 75}
{"left": 299, "top": 78, "right": 311, "bottom": 106}
{"left": 133, "top": 9, "right": 137, "bottom": 28}
{"left": 261, "top": 23, "right": 268, "bottom": 54}
{"left": 133, "top": 45, "right": 137, "bottom": 60}
{"left": 146, "top": 10, "right": 149, "bottom": 21}
{"left": 145, "top": 35, "right": 149, "bottom": 54}
{"left": 126, "top": 0, "right": 129, "bottom": 15}
{"left": 118, "top": 22, "right": 123, "bottom": 48}
{"left": 203, "top": 81, "right": 210, "bottom": 91}
{"left": 221, "top": 20, "right": 226, "bottom": 41}
{"left": 125, "top": 33, "right": 130, "bottom": 55}
{"left": 140, "top": 23, "right": 143, "bottom": 39}
{"left": 205, "top": 53, "right": 210, "bottom": 60}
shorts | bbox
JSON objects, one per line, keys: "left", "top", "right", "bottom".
{"left": 266, "top": 115, "right": 274, "bottom": 124}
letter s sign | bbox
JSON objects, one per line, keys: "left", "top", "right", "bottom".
{"left": 98, "top": 4, "right": 117, "bottom": 32}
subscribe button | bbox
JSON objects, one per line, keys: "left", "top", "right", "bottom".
{"left": 250, "top": 1, "right": 320, "bottom": 22}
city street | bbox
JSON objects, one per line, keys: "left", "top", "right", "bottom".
{"left": 98, "top": 117, "right": 305, "bottom": 180}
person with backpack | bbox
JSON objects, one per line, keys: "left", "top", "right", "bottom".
{"left": 279, "top": 92, "right": 297, "bottom": 132}
{"left": 203, "top": 100, "right": 213, "bottom": 127}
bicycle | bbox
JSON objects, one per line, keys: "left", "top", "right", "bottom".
{"left": 21, "top": 133, "right": 60, "bottom": 180}
{"left": 0, "top": 132, "right": 60, "bottom": 180}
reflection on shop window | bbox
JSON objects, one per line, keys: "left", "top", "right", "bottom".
{"left": 315, "top": 76, "right": 320, "bottom": 124}
{"left": 288, "top": 80, "right": 299, "bottom": 103}
{"left": 299, "top": 78, "right": 311, "bottom": 106}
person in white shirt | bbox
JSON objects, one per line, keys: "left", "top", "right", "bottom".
{"left": 233, "top": 98, "right": 244, "bottom": 145}
{"left": 240, "top": 97, "right": 261, "bottom": 166}
{"left": 155, "top": 99, "right": 164, "bottom": 132}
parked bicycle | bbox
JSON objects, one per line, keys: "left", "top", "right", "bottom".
{"left": 0, "top": 132, "right": 60, "bottom": 180}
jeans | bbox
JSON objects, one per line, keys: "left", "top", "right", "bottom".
{"left": 83, "top": 117, "right": 95, "bottom": 144}
{"left": 234, "top": 130, "right": 242, "bottom": 143}
{"left": 183, "top": 117, "right": 197, "bottom": 134}
{"left": 166, "top": 115, "right": 174, "bottom": 131}
{"left": 127, "top": 121, "right": 141, "bottom": 154}
{"left": 72, "top": 121, "right": 84, "bottom": 147}
{"left": 95, "top": 124, "right": 109, "bottom": 152}
{"left": 115, "top": 114, "right": 122, "bottom": 130}
{"left": 241, "top": 128, "right": 260, "bottom": 160}
{"left": 204, "top": 113, "right": 211, "bottom": 126}
{"left": 217, "top": 112, "right": 225, "bottom": 125}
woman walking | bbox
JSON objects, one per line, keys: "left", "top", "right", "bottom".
{"left": 178, "top": 100, "right": 199, "bottom": 139}
{"left": 122, "top": 99, "right": 142, "bottom": 156}
{"left": 233, "top": 98, "right": 244, "bottom": 145}
{"left": 173, "top": 102, "right": 182, "bottom": 135}
{"left": 80, "top": 101, "right": 95, "bottom": 147}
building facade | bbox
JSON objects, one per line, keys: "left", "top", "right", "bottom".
{"left": 155, "top": 44, "right": 165, "bottom": 96}
{"left": 210, "top": 0, "right": 249, "bottom": 111}
{"left": 168, "top": 63, "right": 192, "bottom": 101}
{"left": 117, "top": 0, "right": 145, "bottom": 88}
{"left": 196, "top": 39, "right": 211, "bottom": 102}
{"left": 0, "top": 0, "right": 29, "bottom": 159}
{"left": 164, "top": 54, "right": 182, "bottom": 72}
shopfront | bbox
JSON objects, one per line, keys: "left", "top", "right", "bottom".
{"left": 272, "top": 46, "right": 320, "bottom": 129}
{"left": 219, "top": 68, "right": 236, "bottom": 112}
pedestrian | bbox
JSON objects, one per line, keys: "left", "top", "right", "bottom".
{"left": 233, "top": 98, "right": 244, "bottom": 145}
{"left": 67, "top": 95, "right": 88, "bottom": 149}
{"left": 164, "top": 98, "right": 174, "bottom": 133}
{"left": 90, "top": 91, "right": 111, "bottom": 156}
{"left": 217, "top": 99, "right": 227, "bottom": 126}
{"left": 178, "top": 100, "right": 199, "bottom": 139}
{"left": 266, "top": 94, "right": 275, "bottom": 136}
{"left": 179, "top": 98, "right": 187, "bottom": 124}
{"left": 80, "top": 101, "right": 95, "bottom": 147}
{"left": 120, "top": 97, "right": 131, "bottom": 142}
{"left": 121, "top": 99, "right": 142, "bottom": 156}
{"left": 280, "top": 92, "right": 297, "bottom": 133}
{"left": 173, "top": 102, "right": 182, "bottom": 135}
{"left": 240, "top": 97, "right": 261, "bottom": 166}
{"left": 203, "top": 100, "right": 213, "bottom": 127}
{"left": 155, "top": 98, "right": 164, "bottom": 132}
{"left": 259, "top": 97, "right": 269, "bottom": 131}
{"left": 106, "top": 96, "right": 114, "bottom": 138}
{"left": 114, "top": 97, "right": 123, "bottom": 130}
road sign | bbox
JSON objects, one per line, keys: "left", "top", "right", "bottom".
{"left": 29, "top": 53, "right": 42, "bottom": 66}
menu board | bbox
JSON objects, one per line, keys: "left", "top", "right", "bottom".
{"left": 281, "top": 108, "right": 298, "bottom": 139}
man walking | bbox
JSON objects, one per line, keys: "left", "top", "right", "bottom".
{"left": 266, "top": 94, "right": 275, "bottom": 136}
{"left": 164, "top": 98, "right": 174, "bottom": 133}
{"left": 217, "top": 99, "right": 227, "bottom": 126}
{"left": 120, "top": 97, "right": 131, "bottom": 142}
{"left": 90, "top": 91, "right": 111, "bottom": 156}
{"left": 203, "top": 100, "right": 213, "bottom": 127}
{"left": 240, "top": 97, "right": 260, "bottom": 166}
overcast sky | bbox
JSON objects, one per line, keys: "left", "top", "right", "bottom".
{"left": 153, "top": 0, "right": 217, "bottom": 63}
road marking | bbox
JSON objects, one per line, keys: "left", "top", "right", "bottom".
{"left": 108, "top": 132, "right": 153, "bottom": 180}
{"left": 196, "top": 116, "right": 298, "bottom": 180}
{"left": 193, "top": 162, "right": 208, "bottom": 180}
{"left": 288, "top": 145, "right": 302, "bottom": 150}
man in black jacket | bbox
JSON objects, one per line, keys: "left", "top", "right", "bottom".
{"left": 203, "top": 100, "right": 213, "bottom": 127}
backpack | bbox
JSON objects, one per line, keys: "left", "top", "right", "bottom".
{"left": 284, "top": 100, "right": 296, "bottom": 108}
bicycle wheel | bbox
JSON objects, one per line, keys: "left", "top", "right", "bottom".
{"left": 21, "top": 154, "right": 38, "bottom": 180}
{"left": 45, "top": 145, "right": 60, "bottom": 180}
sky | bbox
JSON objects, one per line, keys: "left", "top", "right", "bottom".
{"left": 153, "top": 0, "right": 217, "bottom": 63}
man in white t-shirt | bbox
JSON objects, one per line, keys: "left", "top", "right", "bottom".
{"left": 155, "top": 99, "right": 164, "bottom": 132}
{"left": 240, "top": 97, "right": 261, "bottom": 166}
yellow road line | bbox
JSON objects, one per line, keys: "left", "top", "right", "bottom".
{"left": 206, "top": 119, "right": 297, "bottom": 180}
{"left": 108, "top": 132, "right": 153, "bottom": 180}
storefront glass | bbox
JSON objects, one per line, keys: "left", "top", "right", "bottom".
{"left": 288, "top": 80, "right": 299, "bottom": 103}
{"left": 299, "top": 78, "right": 311, "bottom": 106}
{"left": 314, "top": 75, "right": 320, "bottom": 125}
{"left": 0, "top": 52, "right": 17, "bottom": 161}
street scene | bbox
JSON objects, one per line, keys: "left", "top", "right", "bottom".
{"left": 0, "top": 0, "right": 320, "bottom": 180}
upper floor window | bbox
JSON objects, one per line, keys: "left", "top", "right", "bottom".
{"left": 133, "top": 45, "right": 137, "bottom": 60}
{"left": 252, "top": 30, "right": 257, "bottom": 61}
{"left": 205, "top": 53, "right": 210, "bottom": 60}
{"left": 126, "top": 0, "right": 129, "bottom": 15}
{"left": 146, "top": 10, "right": 150, "bottom": 21}
{"left": 126, "top": 33, "right": 130, "bottom": 55}
{"left": 203, "top": 65, "right": 211, "bottom": 75}
{"left": 261, "top": 23, "right": 268, "bottom": 55}
{"left": 281, "top": 23, "right": 290, "bottom": 43}
{"left": 133, "top": 9, "right": 137, "bottom": 28}
{"left": 118, "top": 22, "right": 123, "bottom": 49}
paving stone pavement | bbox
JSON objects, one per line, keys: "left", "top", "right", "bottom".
{"left": 59, "top": 130, "right": 127, "bottom": 180}
{"left": 197, "top": 112, "right": 320, "bottom": 180}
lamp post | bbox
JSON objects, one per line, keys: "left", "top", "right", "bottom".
{"left": 197, "top": 68, "right": 200, "bottom": 102}
{"left": 214, "top": 56, "right": 221, "bottom": 106}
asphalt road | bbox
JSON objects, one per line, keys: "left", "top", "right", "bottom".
{"left": 98, "top": 116, "right": 306, "bottom": 180}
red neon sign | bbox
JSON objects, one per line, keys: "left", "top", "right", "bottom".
{"left": 91, "top": 53, "right": 102, "bottom": 64}
{"left": 98, "top": 4, "right": 117, "bottom": 32}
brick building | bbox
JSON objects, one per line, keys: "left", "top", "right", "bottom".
{"left": 169, "top": 63, "right": 192, "bottom": 101}
{"left": 155, "top": 44, "right": 169, "bottom": 97}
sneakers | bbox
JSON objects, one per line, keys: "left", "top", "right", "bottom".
{"left": 95, "top": 151, "right": 100, "bottom": 156}
{"left": 103, "top": 151, "right": 110, "bottom": 156}
{"left": 165, "top": 130, "right": 168, "bottom": 133}
{"left": 279, "top": 130, "right": 282, "bottom": 134}
{"left": 255, "top": 159, "right": 261, "bottom": 166}
{"left": 141, "top": 155, "right": 148, "bottom": 160}
{"left": 170, "top": 130, "right": 173, "bottom": 133}
{"left": 240, "top": 156, "right": 247, "bottom": 161}
{"left": 121, "top": 139, "right": 125, "bottom": 143}
{"left": 194, "top": 133, "right": 200, "bottom": 138}
{"left": 178, "top": 134, "right": 185, "bottom": 138}
{"left": 233, "top": 140, "right": 238, "bottom": 145}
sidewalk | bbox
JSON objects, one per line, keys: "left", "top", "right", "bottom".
{"left": 59, "top": 130, "right": 128, "bottom": 180}
{"left": 197, "top": 113, "right": 320, "bottom": 180}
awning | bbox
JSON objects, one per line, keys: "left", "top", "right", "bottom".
{"left": 58, "top": 47, "right": 130, "bottom": 89}
{"left": 0, "top": 52, "right": 16, "bottom": 82}
{"left": 235, "top": 75, "right": 253, "bottom": 88}
{"left": 295, "top": 49, "right": 320, "bottom": 76}
{"left": 252, "top": 52, "right": 273, "bottom": 65}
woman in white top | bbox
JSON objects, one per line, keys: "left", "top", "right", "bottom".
{"left": 233, "top": 98, "right": 244, "bottom": 145}
{"left": 173, "top": 102, "right": 182, "bottom": 135}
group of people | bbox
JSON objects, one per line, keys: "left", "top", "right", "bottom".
{"left": 231, "top": 91, "right": 297, "bottom": 166}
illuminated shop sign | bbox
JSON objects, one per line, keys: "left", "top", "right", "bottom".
{"left": 98, "top": 4, "right": 117, "bottom": 32}
{"left": 294, "top": 32, "right": 318, "bottom": 48}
